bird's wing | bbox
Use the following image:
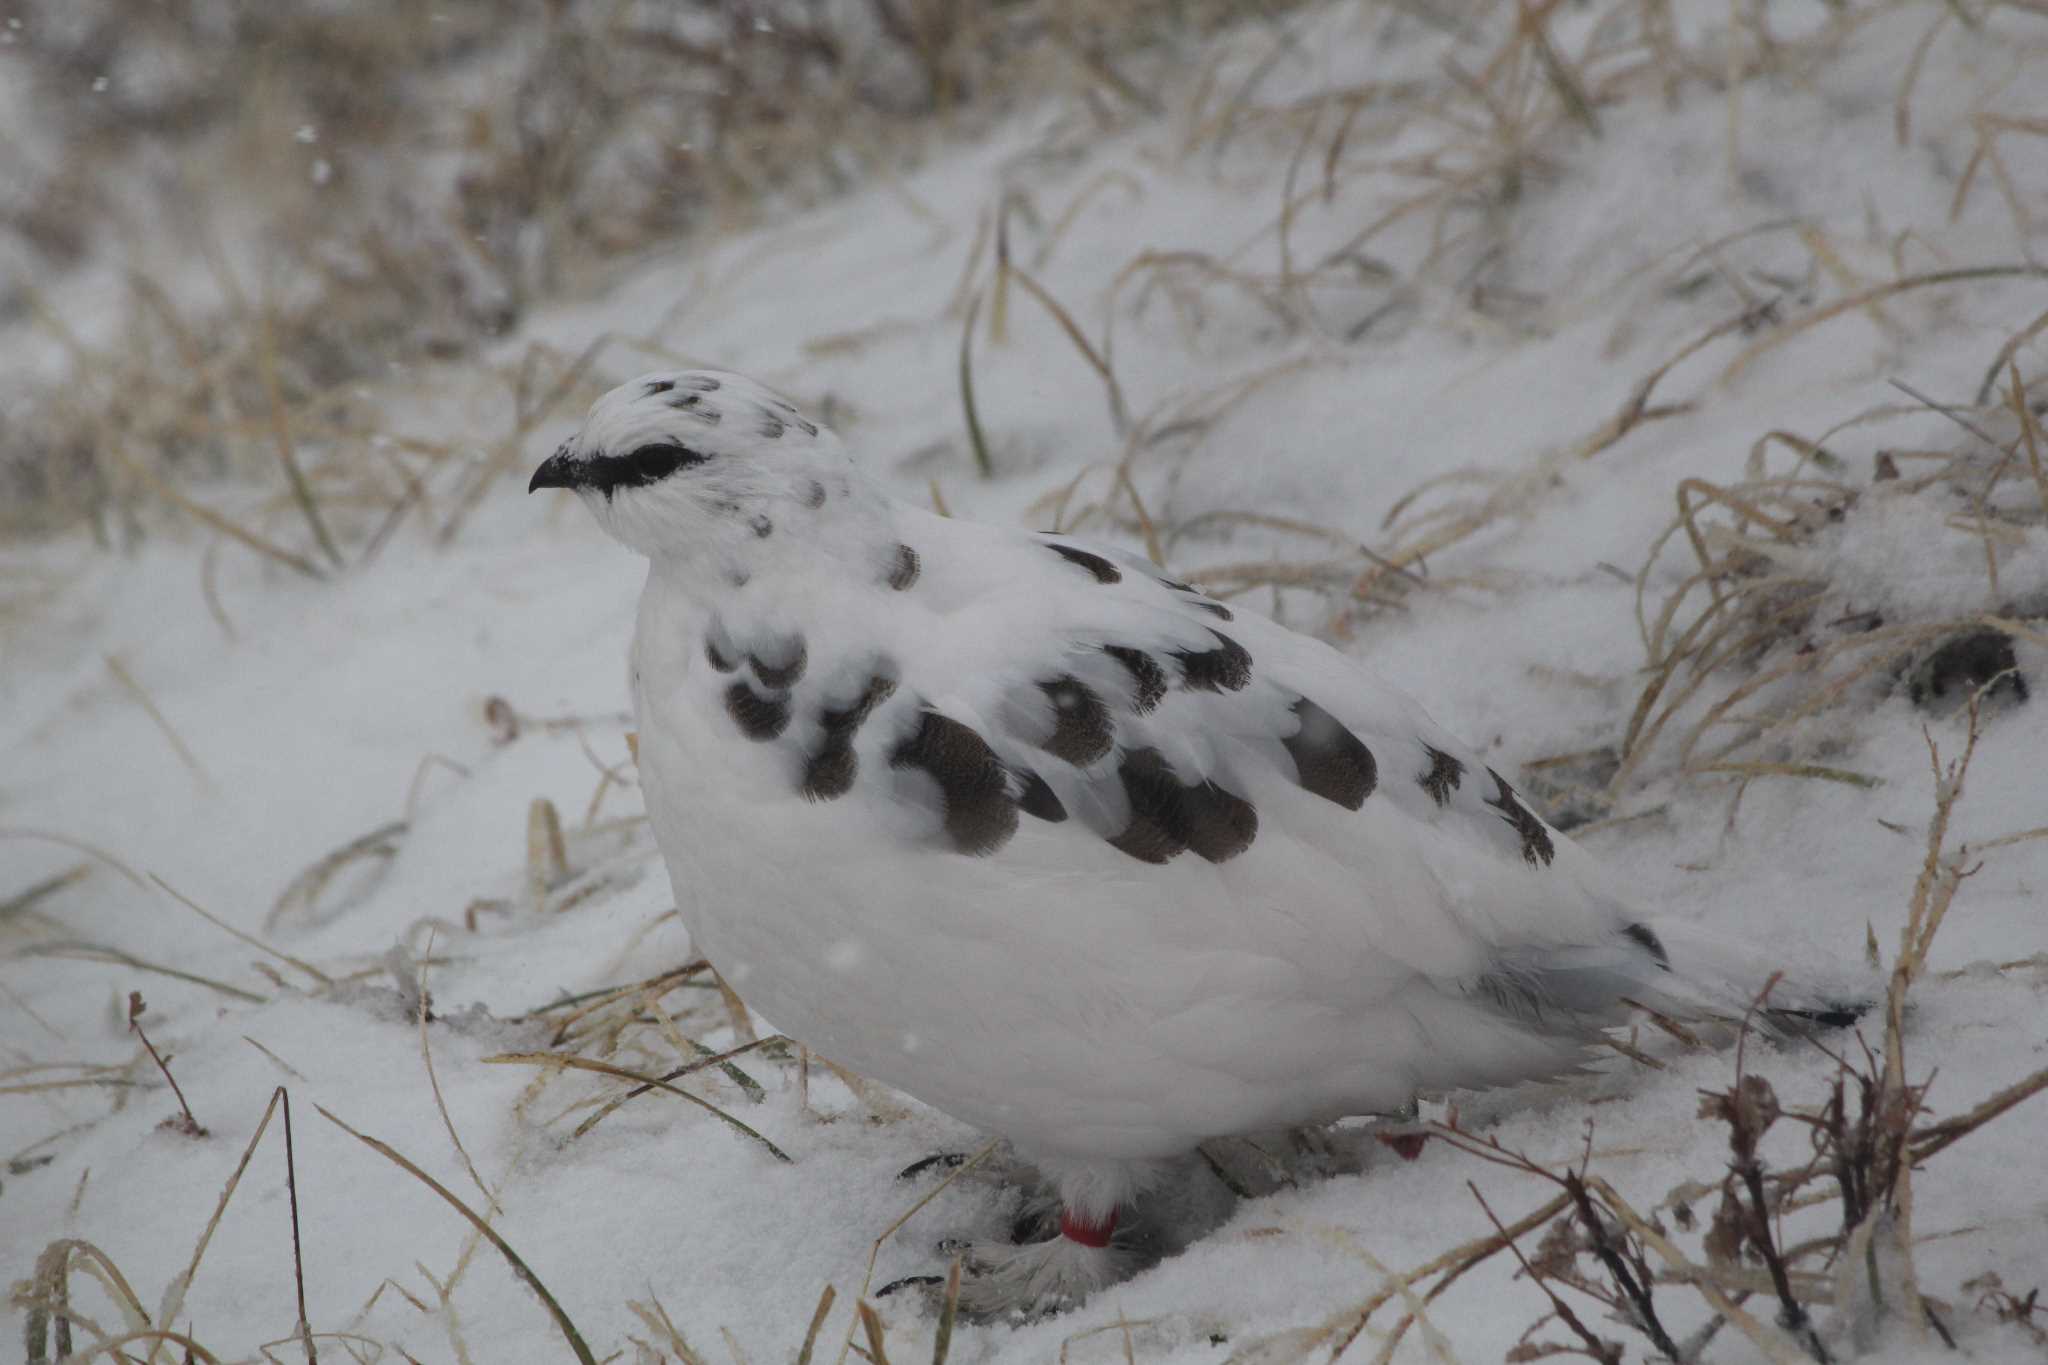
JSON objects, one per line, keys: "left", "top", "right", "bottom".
{"left": 698, "top": 512, "right": 1653, "bottom": 1004}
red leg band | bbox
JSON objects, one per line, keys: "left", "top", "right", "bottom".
{"left": 1377, "top": 1131, "right": 1429, "bottom": 1161}
{"left": 1059, "top": 1208, "right": 1118, "bottom": 1248}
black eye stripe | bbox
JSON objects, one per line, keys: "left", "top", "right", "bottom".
{"left": 630, "top": 442, "right": 708, "bottom": 478}
{"left": 585, "top": 441, "right": 711, "bottom": 496}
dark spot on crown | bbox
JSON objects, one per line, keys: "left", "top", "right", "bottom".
{"left": 888, "top": 544, "right": 921, "bottom": 591}
{"left": 1419, "top": 745, "right": 1465, "bottom": 807}
{"left": 1106, "top": 748, "right": 1257, "bottom": 864}
{"left": 804, "top": 480, "right": 828, "bottom": 509}
{"left": 1044, "top": 542, "right": 1123, "bottom": 584}
{"left": 765, "top": 398, "right": 818, "bottom": 436}
{"left": 758, "top": 413, "right": 786, "bottom": 439}
{"left": 726, "top": 683, "right": 791, "bottom": 741}
{"left": 747, "top": 636, "right": 806, "bottom": 689}
{"left": 1623, "top": 923, "right": 1669, "bottom": 968}
{"left": 1157, "top": 575, "right": 1195, "bottom": 592}
{"left": 644, "top": 379, "right": 674, "bottom": 395}
{"left": 668, "top": 394, "right": 721, "bottom": 424}
{"left": 1484, "top": 768, "right": 1556, "bottom": 868}
{"left": 889, "top": 710, "right": 1019, "bottom": 855}
{"left": 1282, "top": 698, "right": 1376, "bottom": 809}
{"left": 1013, "top": 768, "right": 1068, "bottom": 822}
{"left": 705, "top": 633, "right": 739, "bottom": 673}
{"left": 1036, "top": 676, "right": 1114, "bottom": 766}
{"left": 802, "top": 672, "right": 897, "bottom": 801}
{"left": 1170, "top": 630, "right": 1252, "bottom": 692}
{"left": 683, "top": 375, "right": 722, "bottom": 392}
{"left": 750, "top": 514, "right": 774, "bottom": 539}
{"left": 1102, "top": 645, "right": 1167, "bottom": 713}
{"left": 1189, "top": 599, "right": 1234, "bottom": 621}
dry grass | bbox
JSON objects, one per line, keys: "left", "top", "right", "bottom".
{"left": 9, "top": 908, "right": 787, "bottom": 1363}
{"left": 0, "top": 0, "right": 1292, "bottom": 543}
{"left": 1581, "top": 357, "right": 2048, "bottom": 814}
{"left": 13, "top": 1084, "right": 321, "bottom": 1365}
{"left": 951, "top": 0, "right": 2048, "bottom": 657}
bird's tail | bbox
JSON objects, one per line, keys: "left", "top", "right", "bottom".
{"left": 1473, "top": 917, "right": 1874, "bottom": 1043}
{"left": 1621, "top": 917, "right": 1876, "bottom": 1035}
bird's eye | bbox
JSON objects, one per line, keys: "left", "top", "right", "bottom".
{"left": 628, "top": 442, "right": 707, "bottom": 482}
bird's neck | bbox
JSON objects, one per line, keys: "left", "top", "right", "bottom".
{"left": 645, "top": 487, "right": 904, "bottom": 607}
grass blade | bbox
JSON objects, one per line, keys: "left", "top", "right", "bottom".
{"left": 316, "top": 1104, "right": 598, "bottom": 1365}
{"left": 959, "top": 289, "right": 992, "bottom": 479}
{"left": 485, "top": 1050, "right": 793, "bottom": 1161}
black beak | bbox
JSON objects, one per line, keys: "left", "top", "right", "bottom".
{"left": 528, "top": 451, "right": 579, "bottom": 494}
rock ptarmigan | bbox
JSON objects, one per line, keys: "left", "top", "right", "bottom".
{"left": 529, "top": 368, "right": 1852, "bottom": 1312}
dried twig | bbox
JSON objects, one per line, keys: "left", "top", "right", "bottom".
{"left": 126, "top": 992, "right": 204, "bottom": 1136}
{"left": 1467, "top": 1180, "right": 1619, "bottom": 1364}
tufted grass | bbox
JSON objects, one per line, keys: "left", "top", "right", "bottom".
{"left": 0, "top": 0, "right": 1292, "bottom": 544}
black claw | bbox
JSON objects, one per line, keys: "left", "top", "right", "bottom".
{"left": 1771, "top": 1003, "right": 1868, "bottom": 1030}
{"left": 876, "top": 1275, "right": 947, "bottom": 1298}
{"left": 1011, "top": 1208, "right": 1059, "bottom": 1244}
{"left": 898, "top": 1152, "right": 970, "bottom": 1181}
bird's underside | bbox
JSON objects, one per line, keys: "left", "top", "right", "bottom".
{"left": 534, "top": 367, "right": 1848, "bottom": 1317}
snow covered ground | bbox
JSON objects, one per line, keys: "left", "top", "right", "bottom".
{"left": 6, "top": 1, "right": 2048, "bottom": 1360}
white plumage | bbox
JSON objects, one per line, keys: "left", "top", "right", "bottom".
{"left": 530, "top": 368, "right": 1842, "bottom": 1310}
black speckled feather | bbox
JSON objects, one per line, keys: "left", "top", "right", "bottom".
{"left": 890, "top": 710, "right": 1020, "bottom": 855}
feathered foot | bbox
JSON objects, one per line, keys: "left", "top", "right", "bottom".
{"left": 878, "top": 1205, "right": 1128, "bottom": 1318}
{"left": 954, "top": 1214, "right": 1128, "bottom": 1316}
{"left": 882, "top": 1138, "right": 1373, "bottom": 1315}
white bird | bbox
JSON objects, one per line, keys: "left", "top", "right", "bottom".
{"left": 529, "top": 368, "right": 1851, "bottom": 1311}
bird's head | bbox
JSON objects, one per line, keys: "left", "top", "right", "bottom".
{"left": 530, "top": 370, "right": 869, "bottom": 568}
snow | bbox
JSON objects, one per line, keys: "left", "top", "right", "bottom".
{"left": 6, "top": 1, "right": 2048, "bottom": 1361}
